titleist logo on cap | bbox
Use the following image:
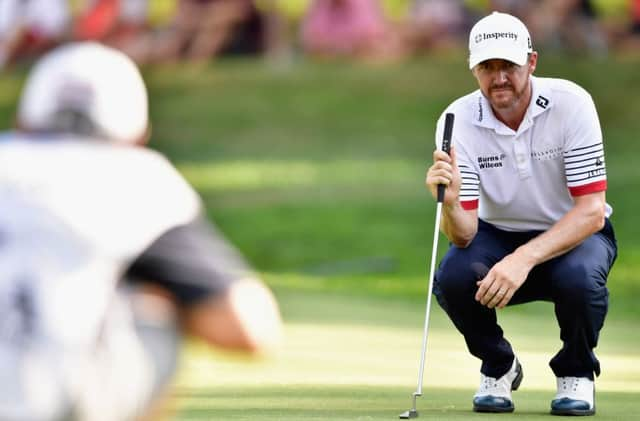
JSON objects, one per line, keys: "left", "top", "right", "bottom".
{"left": 474, "top": 32, "right": 518, "bottom": 43}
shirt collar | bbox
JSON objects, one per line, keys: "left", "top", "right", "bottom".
{"left": 472, "top": 76, "right": 552, "bottom": 135}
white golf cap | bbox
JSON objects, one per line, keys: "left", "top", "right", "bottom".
{"left": 18, "top": 42, "right": 148, "bottom": 144}
{"left": 468, "top": 11, "right": 532, "bottom": 70}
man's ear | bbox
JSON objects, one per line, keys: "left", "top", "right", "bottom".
{"left": 133, "top": 124, "right": 152, "bottom": 147}
{"left": 528, "top": 52, "right": 538, "bottom": 75}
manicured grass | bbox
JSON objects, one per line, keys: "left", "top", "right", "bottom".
{"left": 173, "top": 290, "right": 640, "bottom": 420}
{"left": 173, "top": 386, "right": 639, "bottom": 420}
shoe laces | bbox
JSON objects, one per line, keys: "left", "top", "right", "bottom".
{"left": 480, "top": 376, "right": 497, "bottom": 391}
{"left": 559, "top": 377, "right": 580, "bottom": 393}
{"left": 555, "top": 376, "right": 594, "bottom": 406}
{"left": 477, "top": 373, "right": 511, "bottom": 397}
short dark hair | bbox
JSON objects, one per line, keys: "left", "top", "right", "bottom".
{"left": 49, "top": 109, "right": 106, "bottom": 139}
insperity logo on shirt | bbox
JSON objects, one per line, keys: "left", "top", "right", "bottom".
{"left": 474, "top": 32, "right": 518, "bottom": 44}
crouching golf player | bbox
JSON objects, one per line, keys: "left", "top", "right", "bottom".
{"left": 0, "top": 42, "right": 282, "bottom": 420}
{"left": 425, "top": 12, "right": 617, "bottom": 416}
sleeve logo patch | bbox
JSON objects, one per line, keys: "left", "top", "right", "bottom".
{"left": 535, "top": 95, "right": 550, "bottom": 109}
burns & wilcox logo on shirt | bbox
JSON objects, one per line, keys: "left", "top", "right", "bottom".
{"left": 477, "top": 154, "right": 506, "bottom": 169}
{"left": 475, "top": 32, "right": 518, "bottom": 44}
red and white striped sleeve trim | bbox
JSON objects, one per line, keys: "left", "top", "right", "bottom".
{"left": 459, "top": 163, "right": 480, "bottom": 210}
{"left": 568, "top": 180, "right": 607, "bottom": 196}
{"left": 564, "top": 142, "right": 607, "bottom": 197}
{"left": 460, "top": 199, "right": 479, "bottom": 210}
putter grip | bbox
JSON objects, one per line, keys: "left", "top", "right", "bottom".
{"left": 437, "top": 113, "right": 455, "bottom": 203}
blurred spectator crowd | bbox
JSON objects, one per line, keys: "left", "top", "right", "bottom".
{"left": 1, "top": 0, "right": 640, "bottom": 69}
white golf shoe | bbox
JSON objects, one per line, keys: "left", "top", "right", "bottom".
{"left": 550, "top": 376, "right": 595, "bottom": 416}
{"left": 473, "top": 357, "right": 523, "bottom": 413}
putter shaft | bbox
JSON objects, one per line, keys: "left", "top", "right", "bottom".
{"left": 400, "top": 112, "right": 453, "bottom": 419}
{"left": 415, "top": 201, "right": 442, "bottom": 395}
{"left": 399, "top": 202, "right": 443, "bottom": 419}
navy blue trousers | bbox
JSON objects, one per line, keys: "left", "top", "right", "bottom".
{"left": 433, "top": 219, "right": 617, "bottom": 380}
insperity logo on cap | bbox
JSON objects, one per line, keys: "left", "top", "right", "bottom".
{"left": 474, "top": 32, "right": 518, "bottom": 44}
{"left": 468, "top": 12, "right": 533, "bottom": 69}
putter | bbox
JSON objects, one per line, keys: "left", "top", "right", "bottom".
{"left": 399, "top": 113, "right": 454, "bottom": 419}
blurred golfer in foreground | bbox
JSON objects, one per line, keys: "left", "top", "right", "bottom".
{"left": 426, "top": 12, "right": 616, "bottom": 416}
{"left": 0, "top": 42, "right": 282, "bottom": 420}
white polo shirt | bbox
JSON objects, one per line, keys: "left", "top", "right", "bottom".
{"left": 0, "top": 134, "right": 201, "bottom": 348}
{"left": 435, "top": 76, "right": 611, "bottom": 231}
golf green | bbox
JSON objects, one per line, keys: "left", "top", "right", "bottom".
{"left": 172, "top": 290, "right": 640, "bottom": 420}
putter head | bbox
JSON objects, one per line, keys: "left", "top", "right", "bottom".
{"left": 398, "top": 409, "right": 418, "bottom": 419}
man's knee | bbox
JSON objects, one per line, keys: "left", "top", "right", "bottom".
{"left": 552, "top": 262, "right": 608, "bottom": 303}
{"left": 436, "top": 253, "right": 486, "bottom": 299}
